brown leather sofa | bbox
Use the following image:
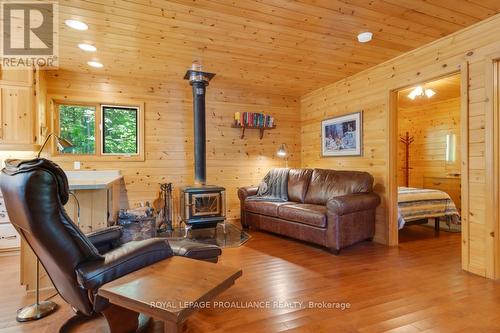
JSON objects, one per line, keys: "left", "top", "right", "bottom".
{"left": 238, "top": 168, "right": 380, "bottom": 254}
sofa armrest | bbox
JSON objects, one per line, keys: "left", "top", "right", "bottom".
{"left": 238, "top": 186, "right": 258, "bottom": 201}
{"left": 327, "top": 193, "right": 380, "bottom": 216}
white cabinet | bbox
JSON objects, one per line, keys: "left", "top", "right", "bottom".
{"left": 0, "top": 223, "right": 20, "bottom": 250}
{"left": 0, "top": 196, "right": 20, "bottom": 251}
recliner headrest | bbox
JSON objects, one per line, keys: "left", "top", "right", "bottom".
{"left": 2, "top": 158, "right": 70, "bottom": 205}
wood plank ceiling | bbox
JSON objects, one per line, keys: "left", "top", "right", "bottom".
{"left": 57, "top": 0, "right": 500, "bottom": 96}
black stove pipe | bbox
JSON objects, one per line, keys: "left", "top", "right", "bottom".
{"left": 184, "top": 66, "right": 215, "bottom": 185}
{"left": 192, "top": 81, "right": 207, "bottom": 185}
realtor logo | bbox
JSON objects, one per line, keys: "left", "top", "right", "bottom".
{"left": 1, "top": 1, "right": 59, "bottom": 68}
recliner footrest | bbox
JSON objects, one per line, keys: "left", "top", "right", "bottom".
{"left": 167, "top": 239, "right": 221, "bottom": 262}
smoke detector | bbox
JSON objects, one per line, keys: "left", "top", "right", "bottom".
{"left": 357, "top": 32, "right": 373, "bottom": 43}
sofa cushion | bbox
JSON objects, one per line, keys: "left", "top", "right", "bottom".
{"left": 304, "top": 169, "right": 374, "bottom": 205}
{"left": 287, "top": 168, "right": 313, "bottom": 203}
{"left": 277, "top": 204, "right": 327, "bottom": 228}
{"left": 244, "top": 200, "right": 293, "bottom": 217}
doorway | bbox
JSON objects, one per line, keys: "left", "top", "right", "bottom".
{"left": 391, "top": 73, "right": 464, "bottom": 244}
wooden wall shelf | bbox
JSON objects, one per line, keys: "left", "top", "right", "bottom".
{"left": 231, "top": 125, "right": 276, "bottom": 139}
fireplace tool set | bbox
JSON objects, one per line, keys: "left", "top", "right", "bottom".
{"left": 154, "top": 183, "right": 174, "bottom": 232}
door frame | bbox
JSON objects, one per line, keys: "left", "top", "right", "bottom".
{"left": 485, "top": 53, "right": 500, "bottom": 279}
{"left": 386, "top": 63, "right": 469, "bottom": 266}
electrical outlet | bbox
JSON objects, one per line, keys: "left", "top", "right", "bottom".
{"left": 74, "top": 161, "right": 81, "bottom": 170}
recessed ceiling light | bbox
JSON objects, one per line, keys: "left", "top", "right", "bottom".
{"left": 78, "top": 43, "right": 96, "bottom": 52}
{"left": 357, "top": 31, "right": 373, "bottom": 43}
{"left": 87, "top": 61, "right": 103, "bottom": 68}
{"left": 65, "top": 19, "right": 88, "bottom": 31}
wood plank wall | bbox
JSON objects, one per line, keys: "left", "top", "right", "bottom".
{"left": 45, "top": 70, "right": 300, "bottom": 224}
{"left": 397, "top": 97, "right": 461, "bottom": 187}
{"left": 300, "top": 15, "right": 500, "bottom": 278}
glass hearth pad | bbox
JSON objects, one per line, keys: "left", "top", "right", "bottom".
{"left": 157, "top": 223, "right": 250, "bottom": 248}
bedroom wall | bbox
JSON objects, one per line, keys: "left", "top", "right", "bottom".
{"left": 397, "top": 97, "right": 461, "bottom": 188}
{"left": 301, "top": 14, "right": 500, "bottom": 278}
{"left": 45, "top": 70, "right": 301, "bottom": 223}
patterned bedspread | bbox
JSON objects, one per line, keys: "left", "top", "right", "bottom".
{"left": 398, "top": 187, "right": 460, "bottom": 229}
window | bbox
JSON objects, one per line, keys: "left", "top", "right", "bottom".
{"left": 58, "top": 104, "right": 96, "bottom": 154}
{"left": 102, "top": 106, "right": 138, "bottom": 155}
{"left": 55, "top": 101, "right": 143, "bottom": 160}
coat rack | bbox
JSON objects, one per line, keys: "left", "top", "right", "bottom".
{"left": 399, "top": 131, "right": 414, "bottom": 187}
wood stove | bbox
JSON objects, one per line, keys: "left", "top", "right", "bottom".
{"left": 180, "top": 186, "right": 226, "bottom": 228}
{"left": 181, "top": 64, "right": 226, "bottom": 228}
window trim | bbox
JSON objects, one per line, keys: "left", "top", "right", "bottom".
{"left": 51, "top": 99, "right": 145, "bottom": 161}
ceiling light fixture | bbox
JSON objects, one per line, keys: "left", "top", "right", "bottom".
{"left": 65, "top": 19, "right": 88, "bottom": 31}
{"left": 87, "top": 61, "right": 103, "bottom": 68}
{"left": 357, "top": 31, "right": 373, "bottom": 43}
{"left": 78, "top": 43, "right": 96, "bottom": 52}
{"left": 425, "top": 89, "right": 436, "bottom": 98}
{"left": 408, "top": 85, "right": 436, "bottom": 100}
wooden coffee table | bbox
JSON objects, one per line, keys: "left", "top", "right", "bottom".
{"left": 98, "top": 256, "right": 242, "bottom": 333}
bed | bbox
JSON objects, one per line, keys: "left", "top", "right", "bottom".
{"left": 398, "top": 187, "right": 460, "bottom": 230}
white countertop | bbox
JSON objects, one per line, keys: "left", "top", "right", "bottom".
{"left": 65, "top": 170, "right": 122, "bottom": 190}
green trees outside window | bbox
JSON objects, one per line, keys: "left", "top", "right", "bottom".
{"left": 102, "top": 106, "right": 138, "bottom": 154}
{"left": 58, "top": 104, "right": 96, "bottom": 154}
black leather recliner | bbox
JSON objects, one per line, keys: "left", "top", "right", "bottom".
{"left": 0, "top": 158, "right": 220, "bottom": 317}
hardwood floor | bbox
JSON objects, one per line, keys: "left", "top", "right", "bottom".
{"left": 1, "top": 227, "right": 499, "bottom": 333}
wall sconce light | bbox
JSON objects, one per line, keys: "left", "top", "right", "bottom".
{"left": 277, "top": 143, "right": 288, "bottom": 168}
{"left": 445, "top": 134, "right": 456, "bottom": 163}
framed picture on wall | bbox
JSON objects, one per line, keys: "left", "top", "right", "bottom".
{"left": 321, "top": 111, "right": 363, "bottom": 157}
